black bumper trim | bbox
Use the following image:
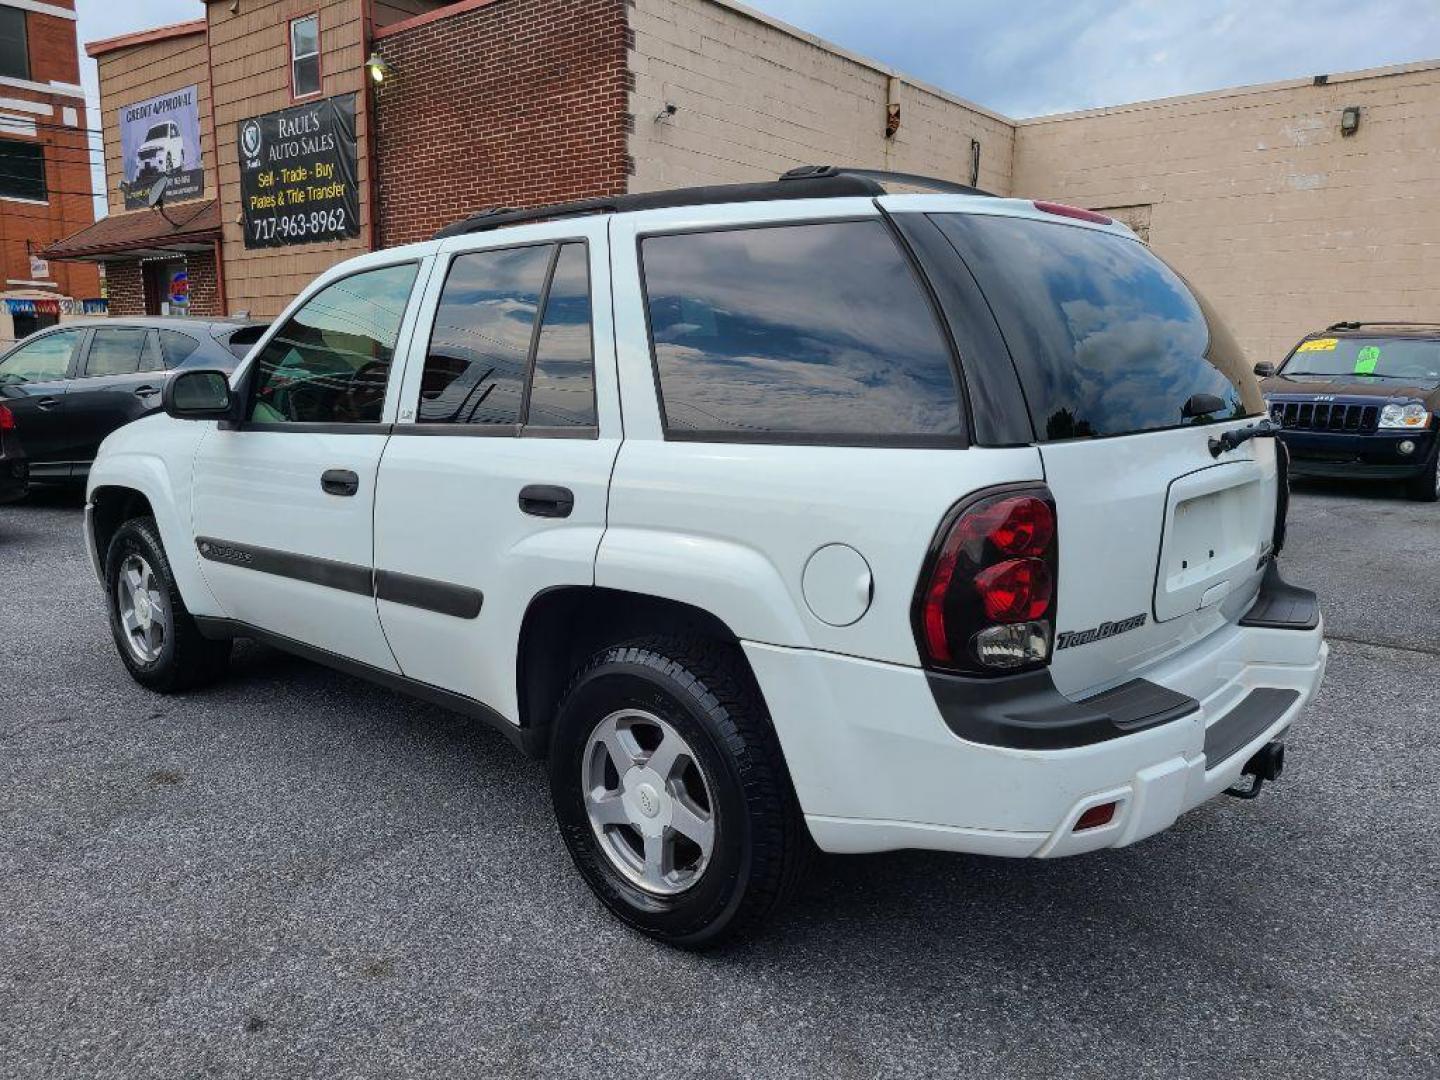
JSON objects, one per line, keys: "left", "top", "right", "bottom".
{"left": 1240, "top": 561, "right": 1320, "bottom": 631}
{"left": 928, "top": 668, "right": 1199, "bottom": 750}
{"left": 1204, "top": 687, "right": 1298, "bottom": 766}
{"left": 1288, "top": 460, "right": 1430, "bottom": 480}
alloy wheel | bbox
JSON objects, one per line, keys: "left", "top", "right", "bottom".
{"left": 582, "top": 708, "right": 717, "bottom": 896}
{"left": 116, "top": 554, "right": 169, "bottom": 664}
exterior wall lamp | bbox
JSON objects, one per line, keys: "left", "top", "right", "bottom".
{"left": 365, "top": 53, "right": 393, "bottom": 84}
{"left": 1340, "top": 105, "right": 1361, "bottom": 136}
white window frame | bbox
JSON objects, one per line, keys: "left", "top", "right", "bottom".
{"left": 289, "top": 14, "right": 321, "bottom": 100}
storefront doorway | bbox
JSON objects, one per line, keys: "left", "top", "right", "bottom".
{"left": 143, "top": 259, "right": 190, "bottom": 316}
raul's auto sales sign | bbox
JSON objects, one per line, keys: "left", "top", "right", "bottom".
{"left": 237, "top": 94, "right": 360, "bottom": 249}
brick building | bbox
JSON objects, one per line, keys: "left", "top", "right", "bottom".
{"left": 42, "top": 0, "right": 1440, "bottom": 363}
{"left": 0, "top": 0, "right": 101, "bottom": 346}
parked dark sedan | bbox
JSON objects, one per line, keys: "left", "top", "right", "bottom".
{"left": 0, "top": 318, "right": 265, "bottom": 489}
{"left": 1258, "top": 322, "right": 1440, "bottom": 502}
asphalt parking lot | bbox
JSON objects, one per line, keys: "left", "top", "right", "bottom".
{"left": 1, "top": 481, "right": 1436, "bottom": 1080}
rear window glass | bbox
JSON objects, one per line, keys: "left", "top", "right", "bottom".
{"left": 419, "top": 244, "right": 551, "bottom": 426}
{"left": 527, "top": 242, "right": 596, "bottom": 428}
{"left": 932, "top": 213, "right": 1261, "bottom": 440}
{"left": 225, "top": 324, "right": 268, "bottom": 360}
{"left": 1280, "top": 335, "right": 1440, "bottom": 388}
{"left": 641, "top": 220, "right": 963, "bottom": 442}
{"left": 160, "top": 330, "right": 200, "bottom": 368}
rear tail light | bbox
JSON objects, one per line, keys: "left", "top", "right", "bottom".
{"left": 913, "top": 486, "right": 1059, "bottom": 675}
{"left": 0, "top": 404, "right": 13, "bottom": 431}
{"left": 1033, "top": 201, "right": 1113, "bottom": 225}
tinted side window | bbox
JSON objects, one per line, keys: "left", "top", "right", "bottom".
{"left": 248, "top": 262, "right": 419, "bottom": 424}
{"left": 642, "top": 221, "right": 962, "bottom": 441}
{"left": 418, "top": 245, "right": 551, "bottom": 426}
{"left": 930, "top": 213, "right": 1261, "bottom": 440}
{"left": 85, "top": 328, "right": 158, "bottom": 377}
{"left": 160, "top": 330, "right": 201, "bottom": 368}
{"left": 0, "top": 330, "right": 82, "bottom": 384}
{"left": 527, "top": 243, "right": 595, "bottom": 428}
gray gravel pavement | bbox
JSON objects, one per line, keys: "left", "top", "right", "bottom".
{"left": 1, "top": 482, "right": 1436, "bottom": 1080}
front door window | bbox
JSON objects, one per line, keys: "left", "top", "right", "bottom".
{"left": 246, "top": 262, "right": 420, "bottom": 424}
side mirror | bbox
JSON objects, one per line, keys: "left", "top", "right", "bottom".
{"left": 1253, "top": 361, "right": 1276, "bottom": 378}
{"left": 163, "top": 369, "right": 235, "bottom": 420}
{"left": 1181, "top": 392, "right": 1227, "bottom": 420}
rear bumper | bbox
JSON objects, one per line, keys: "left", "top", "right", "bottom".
{"left": 745, "top": 614, "right": 1327, "bottom": 858}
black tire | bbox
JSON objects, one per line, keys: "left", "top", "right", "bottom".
{"left": 105, "top": 516, "right": 231, "bottom": 692}
{"left": 549, "top": 637, "right": 807, "bottom": 948}
{"left": 1404, "top": 453, "right": 1439, "bottom": 502}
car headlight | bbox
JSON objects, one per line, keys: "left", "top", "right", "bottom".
{"left": 1379, "top": 402, "right": 1431, "bottom": 429}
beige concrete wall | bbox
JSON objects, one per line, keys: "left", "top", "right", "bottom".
{"left": 1014, "top": 61, "right": 1440, "bottom": 365}
{"left": 627, "top": 0, "right": 1015, "bottom": 195}
{"left": 95, "top": 31, "right": 212, "bottom": 217}
{"left": 207, "top": 0, "right": 372, "bottom": 318}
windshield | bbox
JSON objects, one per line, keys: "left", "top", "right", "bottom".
{"left": 144, "top": 124, "right": 170, "bottom": 141}
{"left": 1279, "top": 335, "right": 1440, "bottom": 387}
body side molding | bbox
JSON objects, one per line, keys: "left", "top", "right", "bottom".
{"left": 195, "top": 537, "right": 483, "bottom": 618}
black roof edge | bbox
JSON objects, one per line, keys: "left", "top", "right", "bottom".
{"left": 1323, "top": 320, "right": 1440, "bottom": 332}
{"left": 432, "top": 166, "right": 991, "bottom": 239}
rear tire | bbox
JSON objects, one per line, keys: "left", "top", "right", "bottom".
{"left": 548, "top": 637, "right": 807, "bottom": 948}
{"left": 1404, "top": 454, "right": 1439, "bottom": 502}
{"left": 105, "top": 516, "right": 231, "bottom": 692}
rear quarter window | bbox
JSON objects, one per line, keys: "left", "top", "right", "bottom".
{"left": 932, "top": 213, "right": 1261, "bottom": 440}
{"left": 641, "top": 219, "right": 964, "bottom": 443}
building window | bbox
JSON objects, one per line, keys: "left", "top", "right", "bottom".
{"left": 290, "top": 15, "right": 321, "bottom": 99}
{"left": 0, "top": 8, "right": 29, "bottom": 82}
{"left": 0, "top": 139, "right": 46, "bottom": 202}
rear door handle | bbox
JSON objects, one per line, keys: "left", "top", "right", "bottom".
{"left": 134, "top": 385, "right": 160, "bottom": 398}
{"left": 518, "top": 484, "right": 574, "bottom": 518}
{"left": 36, "top": 396, "right": 57, "bottom": 411}
{"left": 321, "top": 468, "right": 360, "bottom": 497}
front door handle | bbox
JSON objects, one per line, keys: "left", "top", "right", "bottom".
{"left": 36, "top": 396, "right": 57, "bottom": 411}
{"left": 518, "top": 484, "right": 574, "bottom": 518}
{"left": 321, "top": 468, "right": 360, "bottom": 497}
{"left": 134, "top": 384, "right": 160, "bottom": 398}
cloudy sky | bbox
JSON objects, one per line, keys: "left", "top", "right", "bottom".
{"left": 75, "top": 0, "right": 1440, "bottom": 208}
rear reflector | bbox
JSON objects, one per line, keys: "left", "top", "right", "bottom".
{"left": 1033, "top": 201, "right": 1114, "bottom": 225}
{"left": 1074, "top": 802, "right": 1118, "bottom": 832}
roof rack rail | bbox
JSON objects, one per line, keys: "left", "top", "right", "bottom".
{"left": 778, "top": 164, "right": 991, "bottom": 196}
{"left": 433, "top": 166, "right": 989, "bottom": 239}
{"left": 1324, "top": 320, "right": 1440, "bottom": 332}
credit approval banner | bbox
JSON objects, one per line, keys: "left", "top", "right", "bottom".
{"left": 118, "top": 85, "right": 204, "bottom": 210}
{"left": 237, "top": 94, "right": 361, "bottom": 249}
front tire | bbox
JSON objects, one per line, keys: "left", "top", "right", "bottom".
{"left": 549, "top": 638, "right": 806, "bottom": 948}
{"left": 1404, "top": 453, "right": 1439, "bottom": 502}
{"left": 105, "top": 517, "right": 231, "bottom": 692}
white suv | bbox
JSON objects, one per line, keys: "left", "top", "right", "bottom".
{"left": 84, "top": 168, "right": 1327, "bottom": 946}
